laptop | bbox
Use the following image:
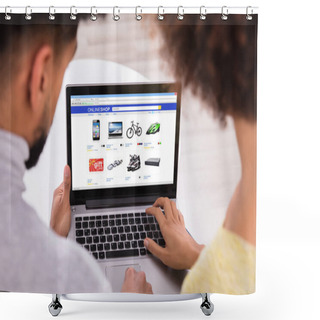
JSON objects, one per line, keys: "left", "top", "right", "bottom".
{"left": 66, "top": 82, "right": 186, "bottom": 294}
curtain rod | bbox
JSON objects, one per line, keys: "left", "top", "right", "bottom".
{"left": 0, "top": 6, "right": 258, "bottom": 16}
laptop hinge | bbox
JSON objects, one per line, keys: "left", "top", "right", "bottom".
{"left": 85, "top": 196, "right": 160, "bottom": 210}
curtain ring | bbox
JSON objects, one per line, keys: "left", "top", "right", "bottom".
{"left": 90, "top": 6, "right": 97, "bottom": 21}
{"left": 49, "top": 6, "right": 55, "bottom": 20}
{"left": 177, "top": 6, "right": 184, "bottom": 20}
{"left": 5, "top": 6, "right": 11, "bottom": 21}
{"left": 113, "top": 6, "right": 120, "bottom": 21}
{"left": 221, "top": 6, "right": 228, "bottom": 21}
{"left": 158, "top": 6, "right": 164, "bottom": 21}
{"left": 135, "top": 6, "right": 142, "bottom": 21}
{"left": 25, "top": 6, "right": 32, "bottom": 20}
{"left": 200, "top": 6, "right": 207, "bottom": 20}
{"left": 246, "top": 6, "right": 253, "bottom": 21}
{"left": 70, "top": 6, "right": 77, "bottom": 20}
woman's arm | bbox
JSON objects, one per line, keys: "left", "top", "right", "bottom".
{"left": 223, "top": 117, "right": 256, "bottom": 246}
{"left": 144, "top": 197, "right": 204, "bottom": 270}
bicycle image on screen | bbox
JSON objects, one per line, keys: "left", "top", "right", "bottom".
{"left": 126, "top": 121, "right": 142, "bottom": 139}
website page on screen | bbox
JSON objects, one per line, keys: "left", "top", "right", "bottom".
{"left": 70, "top": 92, "right": 178, "bottom": 191}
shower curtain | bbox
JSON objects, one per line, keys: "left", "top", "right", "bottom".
{"left": 0, "top": 7, "right": 257, "bottom": 296}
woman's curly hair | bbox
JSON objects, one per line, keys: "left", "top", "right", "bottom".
{"left": 157, "top": 14, "right": 257, "bottom": 124}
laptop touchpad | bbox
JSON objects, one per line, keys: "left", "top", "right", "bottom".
{"left": 105, "top": 264, "right": 141, "bottom": 293}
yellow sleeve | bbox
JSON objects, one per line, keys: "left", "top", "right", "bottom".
{"left": 181, "top": 227, "right": 256, "bottom": 295}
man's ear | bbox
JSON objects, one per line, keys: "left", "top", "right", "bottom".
{"left": 28, "top": 45, "right": 53, "bottom": 113}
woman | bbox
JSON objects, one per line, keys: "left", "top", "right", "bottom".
{"left": 143, "top": 14, "right": 257, "bottom": 294}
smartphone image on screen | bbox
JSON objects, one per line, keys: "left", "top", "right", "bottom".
{"left": 92, "top": 120, "right": 100, "bottom": 140}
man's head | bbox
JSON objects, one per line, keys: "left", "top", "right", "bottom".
{"left": 0, "top": 14, "right": 82, "bottom": 168}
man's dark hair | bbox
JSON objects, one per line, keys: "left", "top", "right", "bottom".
{"left": 157, "top": 14, "right": 257, "bottom": 124}
{"left": 0, "top": 13, "right": 86, "bottom": 168}
{"left": 0, "top": 14, "right": 86, "bottom": 78}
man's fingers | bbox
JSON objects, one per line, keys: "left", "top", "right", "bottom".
{"left": 63, "top": 165, "right": 71, "bottom": 199}
{"left": 125, "top": 267, "right": 136, "bottom": 279}
{"left": 144, "top": 238, "right": 166, "bottom": 260}
{"left": 54, "top": 182, "right": 63, "bottom": 197}
{"left": 146, "top": 282, "right": 153, "bottom": 294}
{"left": 145, "top": 206, "right": 165, "bottom": 227}
{"left": 137, "top": 271, "right": 147, "bottom": 283}
{"left": 153, "top": 197, "right": 173, "bottom": 220}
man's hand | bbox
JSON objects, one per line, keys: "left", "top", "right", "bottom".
{"left": 50, "top": 165, "right": 72, "bottom": 237}
{"left": 144, "top": 197, "right": 204, "bottom": 270}
{"left": 121, "top": 267, "right": 153, "bottom": 294}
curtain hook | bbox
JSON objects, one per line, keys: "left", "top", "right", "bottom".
{"left": 158, "top": 6, "right": 164, "bottom": 21}
{"left": 90, "top": 6, "right": 98, "bottom": 21}
{"left": 246, "top": 6, "right": 253, "bottom": 21}
{"left": 200, "top": 6, "right": 207, "bottom": 20}
{"left": 177, "top": 6, "right": 184, "bottom": 21}
{"left": 221, "top": 6, "right": 228, "bottom": 21}
{"left": 70, "top": 6, "right": 77, "bottom": 20}
{"left": 113, "top": 6, "right": 120, "bottom": 21}
{"left": 135, "top": 6, "right": 142, "bottom": 21}
{"left": 49, "top": 6, "right": 55, "bottom": 20}
{"left": 5, "top": 6, "right": 12, "bottom": 20}
{"left": 25, "top": 6, "right": 32, "bottom": 20}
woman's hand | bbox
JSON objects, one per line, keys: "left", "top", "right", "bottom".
{"left": 144, "top": 197, "right": 204, "bottom": 270}
{"left": 121, "top": 267, "right": 153, "bottom": 294}
{"left": 50, "top": 165, "right": 72, "bottom": 237}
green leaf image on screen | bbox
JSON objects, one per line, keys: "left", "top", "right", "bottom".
{"left": 146, "top": 122, "right": 160, "bottom": 135}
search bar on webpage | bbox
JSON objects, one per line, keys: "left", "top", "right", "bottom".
{"left": 112, "top": 105, "right": 162, "bottom": 111}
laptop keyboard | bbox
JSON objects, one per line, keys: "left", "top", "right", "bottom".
{"left": 74, "top": 212, "right": 165, "bottom": 260}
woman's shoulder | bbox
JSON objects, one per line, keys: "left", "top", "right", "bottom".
{"left": 181, "top": 226, "right": 256, "bottom": 295}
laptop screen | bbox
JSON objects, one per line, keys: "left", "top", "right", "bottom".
{"left": 66, "top": 83, "right": 181, "bottom": 205}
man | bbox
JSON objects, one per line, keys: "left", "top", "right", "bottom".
{"left": 0, "top": 14, "right": 152, "bottom": 294}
